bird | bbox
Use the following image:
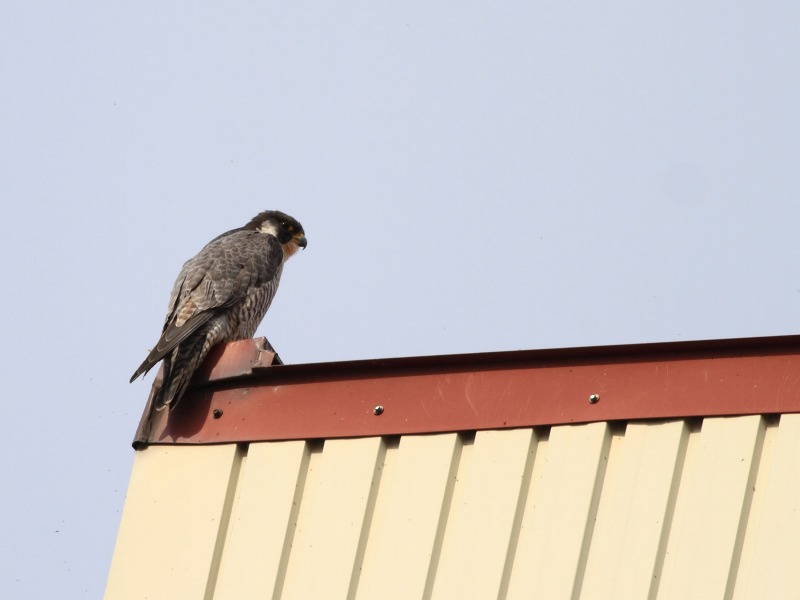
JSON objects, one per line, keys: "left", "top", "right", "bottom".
{"left": 130, "top": 210, "right": 307, "bottom": 410}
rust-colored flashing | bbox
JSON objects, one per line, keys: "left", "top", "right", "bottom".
{"left": 133, "top": 334, "right": 800, "bottom": 448}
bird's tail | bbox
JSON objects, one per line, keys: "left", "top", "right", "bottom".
{"left": 155, "top": 334, "right": 215, "bottom": 411}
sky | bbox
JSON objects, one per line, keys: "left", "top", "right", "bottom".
{"left": 1, "top": 1, "right": 799, "bottom": 597}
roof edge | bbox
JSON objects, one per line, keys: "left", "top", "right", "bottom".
{"left": 133, "top": 334, "right": 800, "bottom": 448}
{"left": 204, "top": 333, "right": 800, "bottom": 385}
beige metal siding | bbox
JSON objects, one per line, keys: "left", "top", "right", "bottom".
{"left": 658, "top": 416, "right": 764, "bottom": 599}
{"left": 358, "top": 433, "right": 462, "bottom": 599}
{"left": 581, "top": 420, "right": 688, "bottom": 598}
{"left": 105, "top": 445, "right": 242, "bottom": 600}
{"left": 106, "top": 415, "right": 800, "bottom": 599}
{"left": 506, "top": 422, "right": 611, "bottom": 598}
{"left": 214, "top": 440, "right": 311, "bottom": 599}
{"left": 433, "top": 428, "right": 536, "bottom": 599}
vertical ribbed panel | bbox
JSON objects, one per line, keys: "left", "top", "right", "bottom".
{"left": 357, "top": 433, "right": 461, "bottom": 600}
{"left": 106, "top": 416, "right": 800, "bottom": 600}
{"left": 733, "top": 413, "right": 800, "bottom": 599}
{"left": 432, "top": 428, "right": 537, "bottom": 598}
{"left": 105, "top": 445, "right": 242, "bottom": 600}
{"left": 581, "top": 420, "right": 689, "bottom": 599}
{"left": 282, "top": 437, "right": 386, "bottom": 599}
{"left": 213, "top": 441, "right": 310, "bottom": 599}
{"left": 658, "top": 416, "right": 764, "bottom": 599}
{"left": 506, "top": 422, "right": 611, "bottom": 599}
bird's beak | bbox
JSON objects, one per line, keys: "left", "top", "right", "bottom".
{"left": 295, "top": 234, "right": 308, "bottom": 249}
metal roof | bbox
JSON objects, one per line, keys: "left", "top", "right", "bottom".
{"left": 107, "top": 336, "right": 800, "bottom": 599}
{"left": 134, "top": 334, "right": 800, "bottom": 446}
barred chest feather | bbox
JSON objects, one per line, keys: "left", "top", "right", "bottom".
{"left": 230, "top": 264, "right": 284, "bottom": 339}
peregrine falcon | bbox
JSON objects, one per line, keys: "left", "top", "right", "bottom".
{"left": 130, "top": 210, "right": 307, "bottom": 410}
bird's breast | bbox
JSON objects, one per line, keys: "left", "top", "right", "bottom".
{"left": 228, "top": 277, "right": 281, "bottom": 340}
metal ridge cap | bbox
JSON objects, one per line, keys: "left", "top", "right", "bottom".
{"left": 132, "top": 333, "right": 800, "bottom": 448}
{"left": 205, "top": 333, "right": 800, "bottom": 385}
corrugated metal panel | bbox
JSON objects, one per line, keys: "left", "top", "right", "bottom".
{"left": 106, "top": 414, "right": 800, "bottom": 599}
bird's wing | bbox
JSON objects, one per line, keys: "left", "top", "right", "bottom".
{"left": 130, "top": 231, "right": 284, "bottom": 381}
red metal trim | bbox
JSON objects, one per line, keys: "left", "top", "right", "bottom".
{"left": 134, "top": 335, "right": 800, "bottom": 446}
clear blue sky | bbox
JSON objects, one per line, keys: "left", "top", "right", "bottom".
{"left": 1, "top": 1, "right": 798, "bottom": 597}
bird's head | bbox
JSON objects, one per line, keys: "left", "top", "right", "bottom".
{"left": 246, "top": 210, "right": 307, "bottom": 257}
